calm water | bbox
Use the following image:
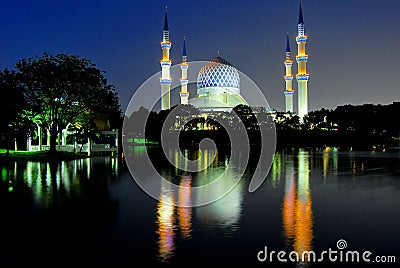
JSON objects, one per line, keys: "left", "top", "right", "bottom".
{"left": 0, "top": 148, "right": 399, "bottom": 266}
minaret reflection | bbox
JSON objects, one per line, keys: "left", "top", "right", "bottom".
{"left": 322, "top": 150, "right": 329, "bottom": 179}
{"left": 282, "top": 155, "right": 296, "bottom": 245}
{"left": 178, "top": 176, "right": 192, "bottom": 238}
{"left": 156, "top": 175, "right": 193, "bottom": 262}
{"left": 282, "top": 149, "right": 313, "bottom": 265}
{"left": 156, "top": 180, "right": 176, "bottom": 262}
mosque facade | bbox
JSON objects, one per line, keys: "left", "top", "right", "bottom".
{"left": 160, "top": 2, "right": 309, "bottom": 117}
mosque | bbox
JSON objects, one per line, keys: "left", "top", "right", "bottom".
{"left": 159, "top": 2, "right": 309, "bottom": 118}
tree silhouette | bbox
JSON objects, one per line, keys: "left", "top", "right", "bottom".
{"left": 0, "top": 69, "right": 34, "bottom": 156}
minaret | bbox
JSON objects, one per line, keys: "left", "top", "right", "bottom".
{"left": 160, "top": 7, "right": 172, "bottom": 110}
{"left": 284, "top": 33, "right": 294, "bottom": 113}
{"left": 296, "top": 1, "right": 310, "bottom": 119}
{"left": 180, "top": 37, "right": 189, "bottom": 105}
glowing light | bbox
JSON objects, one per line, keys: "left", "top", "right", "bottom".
{"left": 294, "top": 191, "right": 313, "bottom": 260}
{"left": 195, "top": 170, "right": 244, "bottom": 233}
{"left": 283, "top": 176, "right": 296, "bottom": 242}
{"left": 296, "top": 36, "right": 307, "bottom": 43}
{"left": 178, "top": 176, "right": 192, "bottom": 239}
{"left": 271, "top": 153, "right": 282, "bottom": 186}
{"left": 156, "top": 192, "right": 175, "bottom": 262}
{"left": 296, "top": 74, "right": 309, "bottom": 81}
{"left": 160, "top": 78, "right": 172, "bottom": 84}
{"left": 296, "top": 55, "right": 309, "bottom": 61}
{"left": 323, "top": 152, "right": 329, "bottom": 179}
{"left": 1, "top": 167, "right": 7, "bottom": 182}
{"left": 282, "top": 150, "right": 313, "bottom": 263}
{"left": 160, "top": 61, "right": 172, "bottom": 66}
{"left": 160, "top": 42, "right": 171, "bottom": 48}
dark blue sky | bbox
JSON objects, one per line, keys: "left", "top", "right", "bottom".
{"left": 1, "top": 0, "right": 399, "bottom": 112}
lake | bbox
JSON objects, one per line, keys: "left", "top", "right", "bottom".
{"left": 0, "top": 148, "right": 399, "bottom": 267}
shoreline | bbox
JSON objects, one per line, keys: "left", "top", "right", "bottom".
{"left": 2, "top": 143, "right": 398, "bottom": 162}
{"left": 0, "top": 150, "right": 89, "bottom": 162}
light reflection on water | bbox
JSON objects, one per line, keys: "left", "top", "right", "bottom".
{"left": 153, "top": 147, "right": 245, "bottom": 262}
{"left": 156, "top": 175, "right": 193, "bottom": 262}
{"left": 274, "top": 149, "right": 314, "bottom": 267}
{"left": 1, "top": 148, "right": 399, "bottom": 265}
{"left": 156, "top": 182, "right": 176, "bottom": 262}
{"left": 0, "top": 156, "right": 119, "bottom": 261}
{"left": 152, "top": 148, "right": 400, "bottom": 264}
{"left": 2, "top": 158, "right": 119, "bottom": 210}
{"left": 178, "top": 176, "right": 192, "bottom": 238}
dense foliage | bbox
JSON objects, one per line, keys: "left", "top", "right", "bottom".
{"left": 0, "top": 53, "right": 121, "bottom": 153}
{"left": 124, "top": 103, "right": 400, "bottom": 150}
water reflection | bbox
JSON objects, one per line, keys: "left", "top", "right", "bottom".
{"left": 149, "top": 147, "right": 399, "bottom": 264}
{"left": 322, "top": 147, "right": 339, "bottom": 178}
{"left": 178, "top": 176, "right": 192, "bottom": 238}
{"left": 282, "top": 149, "right": 314, "bottom": 266}
{"left": 0, "top": 157, "right": 119, "bottom": 259}
{"left": 155, "top": 148, "right": 245, "bottom": 262}
{"left": 156, "top": 181, "right": 176, "bottom": 262}
{"left": 272, "top": 151, "right": 283, "bottom": 187}
{"left": 156, "top": 175, "right": 193, "bottom": 262}
{"left": 2, "top": 158, "right": 120, "bottom": 209}
{"left": 195, "top": 172, "right": 244, "bottom": 234}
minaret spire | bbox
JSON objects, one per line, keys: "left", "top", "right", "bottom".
{"left": 298, "top": 1, "right": 304, "bottom": 25}
{"left": 284, "top": 33, "right": 294, "bottom": 113}
{"left": 180, "top": 37, "right": 189, "bottom": 105}
{"left": 160, "top": 7, "right": 172, "bottom": 110}
{"left": 182, "top": 36, "right": 187, "bottom": 58}
{"left": 286, "top": 33, "right": 291, "bottom": 54}
{"left": 296, "top": 0, "right": 309, "bottom": 120}
{"left": 163, "top": 7, "right": 169, "bottom": 31}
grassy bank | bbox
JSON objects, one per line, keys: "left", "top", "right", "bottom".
{"left": 0, "top": 149, "right": 89, "bottom": 161}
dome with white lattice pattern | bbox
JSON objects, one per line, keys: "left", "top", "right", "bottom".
{"left": 197, "top": 56, "right": 240, "bottom": 95}
{"left": 189, "top": 56, "right": 247, "bottom": 112}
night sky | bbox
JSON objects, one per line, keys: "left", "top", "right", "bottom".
{"left": 1, "top": 0, "right": 399, "bottom": 112}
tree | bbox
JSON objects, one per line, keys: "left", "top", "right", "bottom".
{"left": 273, "top": 112, "right": 301, "bottom": 133}
{"left": 129, "top": 106, "right": 150, "bottom": 138}
{"left": 170, "top": 104, "right": 200, "bottom": 131}
{"left": 303, "top": 108, "right": 332, "bottom": 131}
{"left": 0, "top": 69, "right": 34, "bottom": 156}
{"left": 232, "top": 104, "right": 258, "bottom": 130}
{"left": 16, "top": 53, "right": 120, "bottom": 152}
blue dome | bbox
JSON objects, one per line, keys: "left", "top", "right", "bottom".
{"left": 197, "top": 56, "right": 240, "bottom": 95}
